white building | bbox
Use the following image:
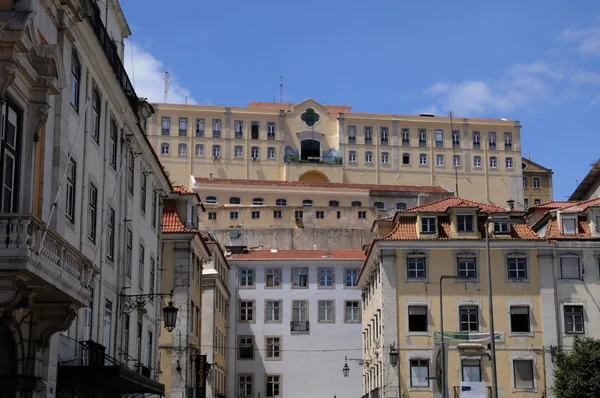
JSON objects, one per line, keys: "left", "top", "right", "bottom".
{"left": 0, "top": 1, "right": 171, "bottom": 397}
{"left": 226, "top": 249, "right": 365, "bottom": 398}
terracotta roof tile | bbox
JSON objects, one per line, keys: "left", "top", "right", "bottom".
{"left": 382, "top": 217, "right": 419, "bottom": 240}
{"left": 530, "top": 201, "right": 580, "bottom": 210}
{"left": 173, "top": 185, "right": 195, "bottom": 195}
{"left": 228, "top": 250, "right": 366, "bottom": 260}
{"left": 544, "top": 217, "right": 592, "bottom": 239}
{"left": 162, "top": 203, "right": 197, "bottom": 233}
{"left": 399, "top": 197, "right": 510, "bottom": 214}
{"left": 561, "top": 197, "right": 600, "bottom": 213}
{"left": 195, "top": 178, "right": 449, "bottom": 194}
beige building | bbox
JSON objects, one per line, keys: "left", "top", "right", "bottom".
{"left": 522, "top": 158, "right": 553, "bottom": 208}
{"left": 159, "top": 186, "right": 212, "bottom": 398}
{"left": 148, "top": 99, "right": 525, "bottom": 207}
{"left": 568, "top": 158, "right": 600, "bottom": 200}
{"left": 360, "top": 197, "right": 547, "bottom": 398}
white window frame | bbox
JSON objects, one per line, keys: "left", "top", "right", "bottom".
{"left": 421, "top": 216, "right": 436, "bottom": 233}
{"left": 436, "top": 154, "right": 444, "bottom": 167}
{"left": 489, "top": 156, "right": 498, "bottom": 168}
{"left": 406, "top": 255, "right": 427, "bottom": 281}
{"left": 406, "top": 302, "right": 429, "bottom": 335}
{"left": 561, "top": 217, "right": 577, "bottom": 235}
{"left": 461, "top": 358, "right": 482, "bottom": 382}
{"left": 160, "top": 143, "right": 169, "bottom": 155}
{"left": 453, "top": 155, "right": 461, "bottom": 167}
{"left": 506, "top": 253, "right": 529, "bottom": 281}
{"left": 510, "top": 355, "right": 537, "bottom": 393}
{"left": 267, "top": 147, "right": 276, "bottom": 160}
{"left": 178, "top": 143, "right": 187, "bottom": 156}
{"left": 234, "top": 145, "right": 243, "bottom": 158}
{"left": 473, "top": 156, "right": 482, "bottom": 168}
{"left": 419, "top": 153, "right": 427, "bottom": 166}
{"left": 265, "top": 300, "right": 282, "bottom": 323}
{"left": 559, "top": 254, "right": 581, "bottom": 280}
{"left": 381, "top": 151, "right": 389, "bottom": 164}
{"left": 344, "top": 300, "right": 361, "bottom": 323}
{"left": 562, "top": 303, "right": 585, "bottom": 334}
{"left": 239, "top": 268, "right": 255, "bottom": 288}
{"left": 348, "top": 150, "right": 357, "bottom": 163}
{"left": 195, "top": 144, "right": 204, "bottom": 157}
{"left": 456, "top": 214, "right": 474, "bottom": 232}
{"left": 406, "top": 352, "right": 432, "bottom": 391}
{"left": 365, "top": 151, "right": 373, "bottom": 163}
{"left": 505, "top": 157, "right": 513, "bottom": 168}
{"left": 506, "top": 299, "right": 534, "bottom": 337}
{"left": 318, "top": 300, "right": 335, "bottom": 323}
{"left": 533, "top": 177, "right": 541, "bottom": 188}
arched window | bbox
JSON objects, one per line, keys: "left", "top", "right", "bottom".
{"left": 229, "top": 197, "right": 241, "bottom": 205}
{"left": 205, "top": 196, "right": 217, "bottom": 204}
{"left": 396, "top": 202, "right": 407, "bottom": 210}
{"left": 351, "top": 201, "right": 362, "bottom": 207}
{"left": 253, "top": 198, "right": 264, "bottom": 205}
{"left": 374, "top": 202, "right": 385, "bottom": 209}
{"left": 302, "top": 199, "right": 313, "bottom": 207}
{"left": 276, "top": 198, "right": 287, "bottom": 206}
{"left": 329, "top": 200, "right": 340, "bottom": 207}
{"left": 92, "top": 89, "right": 100, "bottom": 143}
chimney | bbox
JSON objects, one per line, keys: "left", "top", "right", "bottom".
{"left": 313, "top": 244, "right": 317, "bottom": 250}
{"left": 528, "top": 152, "right": 531, "bottom": 161}
{"left": 209, "top": 173, "right": 213, "bottom": 180}
{"left": 507, "top": 199, "right": 515, "bottom": 211}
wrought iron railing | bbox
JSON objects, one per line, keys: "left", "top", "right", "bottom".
{"left": 505, "top": 143, "right": 512, "bottom": 150}
{"left": 86, "top": 1, "right": 138, "bottom": 117}
{"left": 419, "top": 140, "right": 427, "bottom": 147}
{"left": 284, "top": 154, "right": 342, "bottom": 165}
{"left": 348, "top": 136, "right": 356, "bottom": 144}
{"left": 290, "top": 321, "right": 309, "bottom": 332}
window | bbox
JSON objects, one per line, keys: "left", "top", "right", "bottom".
{"left": 213, "top": 119, "right": 221, "bottom": 137}
{"left": 452, "top": 130, "right": 460, "bottom": 147}
{"left": 396, "top": 202, "right": 407, "bottom": 210}
{"left": 239, "top": 301, "right": 254, "bottom": 322}
{"left": 252, "top": 211, "right": 260, "bottom": 219}
{"left": 251, "top": 121, "right": 259, "bottom": 139}
{"left": 358, "top": 211, "right": 366, "bottom": 219}
{"left": 319, "top": 269, "right": 334, "bottom": 287}
{"left": 562, "top": 218, "right": 576, "bottom": 235}
{"left": 273, "top": 210, "right": 282, "bottom": 219}
{"left": 408, "top": 305, "right": 428, "bottom": 332}
{"left": 295, "top": 210, "right": 303, "bottom": 219}
{"left": 348, "top": 126, "right": 356, "bottom": 143}
{"left": 128, "top": 151, "right": 134, "bottom": 195}
{"left": 374, "top": 202, "right": 385, "bottom": 209}
{"left": 107, "top": 208, "right": 115, "bottom": 260}
{"left": 459, "top": 306, "right": 479, "bottom": 331}
{"left": 160, "top": 143, "right": 169, "bottom": 155}
{"left": 560, "top": 256, "right": 580, "bottom": 279}
{"left": 345, "top": 269, "right": 359, "bottom": 287}
{"left": 140, "top": 174, "right": 146, "bottom": 214}
{"left": 494, "top": 221, "right": 509, "bottom": 234}
{"left": 421, "top": 217, "right": 436, "bottom": 233}
{"left": 462, "top": 359, "right": 481, "bottom": 382}
{"left": 302, "top": 199, "right": 313, "bottom": 207}
{"left": 402, "top": 128, "right": 410, "bottom": 145}
{"left": 329, "top": 200, "right": 339, "bottom": 207}
{"left": 506, "top": 157, "right": 513, "bottom": 168}
{"left": 230, "top": 197, "right": 241, "bottom": 205}
{"left": 453, "top": 155, "right": 461, "bottom": 167}
{"left": 251, "top": 147, "right": 259, "bottom": 160}
{"left": 70, "top": 54, "right": 80, "bottom": 110}
{"left": 508, "top": 255, "right": 527, "bottom": 279}
{"left": 195, "top": 144, "right": 204, "bottom": 157}
{"left": 504, "top": 132, "right": 512, "bottom": 150}
{"left": 407, "top": 256, "right": 426, "bottom": 280}
{"left": 253, "top": 198, "right": 264, "bottom": 205}
{"left": 534, "top": 199, "right": 541, "bottom": 205}
{"left": 240, "top": 268, "right": 255, "bottom": 287}
{"left": 513, "top": 360, "right": 534, "bottom": 390}
{"left": 457, "top": 215, "right": 474, "bottom": 232}
{"left": 533, "top": 177, "right": 541, "bottom": 188}
{"left": 436, "top": 154, "right": 444, "bottom": 167}
{"left": 474, "top": 156, "right": 482, "bottom": 168}
{"left": 524, "top": 198, "right": 529, "bottom": 209}
{"left": 488, "top": 132, "right": 496, "bottom": 149}
{"left": 418, "top": 129, "right": 426, "bottom": 146}
{"left": 161, "top": 117, "right": 170, "bottom": 135}
{"left": 345, "top": 301, "right": 360, "bottom": 323}
{"left": 212, "top": 145, "right": 221, "bottom": 158}
{"left": 435, "top": 129, "right": 443, "bottom": 147}
{"left": 195, "top": 118, "right": 204, "bottom": 136}
{"left": 266, "top": 300, "right": 281, "bottom": 322}
{"left": 149, "top": 257, "right": 155, "bottom": 294}
{"left": 208, "top": 212, "right": 216, "bottom": 220}
{"left": 266, "top": 375, "right": 281, "bottom": 397}
{"left": 472, "top": 131, "right": 480, "bottom": 148}
{"left": 489, "top": 156, "right": 498, "bottom": 168}
{"left": 364, "top": 126, "right": 372, "bottom": 144}
{"left": 564, "top": 305, "right": 584, "bottom": 333}
{"left": 318, "top": 300, "right": 334, "bottom": 322}
{"left": 419, "top": 153, "right": 427, "bottom": 166}
{"left": 231, "top": 145, "right": 242, "bottom": 158}
{"left": 365, "top": 151, "right": 373, "bottom": 163}
{"left": 205, "top": 196, "right": 217, "bottom": 204}
{"left": 267, "top": 147, "right": 276, "bottom": 160}
{"left": 381, "top": 151, "right": 389, "bottom": 164}
{"left": 292, "top": 300, "right": 308, "bottom": 328}
{"left": 292, "top": 268, "right": 308, "bottom": 287}
{"left": 230, "top": 211, "right": 239, "bottom": 220}
{"left": 239, "top": 375, "right": 253, "bottom": 396}
{"left": 91, "top": 90, "right": 100, "bottom": 143}
{"left": 266, "top": 337, "right": 281, "bottom": 359}
{"left": 316, "top": 210, "right": 324, "bottom": 219}
{"left": 402, "top": 153, "right": 411, "bottom": 165}
{"left": 234, "top": 120, "right": 243, "bottom": 138}
{"left": 348, "top": 150, "right": 357, "bottom": 163}
{"left": 138, "top": 245, "right": 145, "bottom": 290}
{"left": 510, "top": 306, "right": 531, "bottom": 333}
{"left": 87, "top": 183, "right": 98, "bottom": 242}
{"left": 238, "top": 337, "right": 253, "bottom": 359}
{"left": 178, "top": 117, "right": 187, "bottom": 136}
{"left": 457, "top": 257, "right": 476, "bottom": 278}
{"left": 109, "top": 121, "right": 117, "bottom": 168}
{"left": 267, "top": 122, "right": 276, "bottom": 139}
{"left": 126, "top": 229, "right": 133, "bottom": 277}
{"left": 380, "top": 127, "right": 389, "bottom": 144}
{"left": 66, "top": 159, "right": 76, "bottom": 221}
{"left": 523, "top": 177, "right": 528, "bottom": 188}
{"left": 410, "top": 359, "right": 430, "bottom": 387}
{"left": 351, "top": 201, "right": 362, "bottom": 207}
{"left": 147, "top": 330, "right": 153, "bottom": 367}
{"left": 266, "top": 269, "right": 281, "bottom": 287}
{"left": 178, "top": 143, "right": 187, "bottom": 156}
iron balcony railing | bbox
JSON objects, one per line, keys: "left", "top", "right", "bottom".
{"left": 213, "top": 131, "right": 221, "bottom": 138}
{"left": 364, "top": 137, "right": 372, "bottom": 144}
{"left": 505, "top": 143, "right": 512, "bottom": 150}
{"left": 284, "top": 154, "right": 342, "bottom": 165}
{"left": 453, "top": 386, "right": 492, "bottom": 398}
{"left": 290, "top": 321, "right": 309, "bottom": 332}
{"left": 86, "top": 1, "right": 138, "bottom": 116}
{"left": 267, "top": 133, "right": 275, "bottom": 140}
{"left": 235, "top": 132, "right": 243, "bottom": 139}
{"left": 489, "top": 142, "right": 496, "bottom": 149}
{"left": 419, "top": 140, "right": 426, "bottom": 146}
{"left": 348, "top": 136, "right": 356, "bottom": 144}
{"left": 473, "top": 142, "right": 480, "bottom": 148}
{"left": 381, "top": 138, "right": 388, "bottom": 145}
{"left": 402, "top": 139, "right": 410, "bottom": 146}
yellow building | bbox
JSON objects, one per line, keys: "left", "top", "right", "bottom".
{"left": 522, "top": 158, "right": 553, "bottom": 208}
{"left": 360, "top": 197, "right": 547, "bottom": 398}
{"left": 148, "top": 99, "right": 525, "bottom": 207}
{"left": 159, "top": 186, "right": 212, "bottom": 398}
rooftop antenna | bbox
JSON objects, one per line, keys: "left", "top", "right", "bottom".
{"left": 280, "top": 76, "right": 283, "bottom": 103}
{"left": 449, "top": 111, "right": 459, "bottom": 197}
{"left": 163, "top": 71, "right": 170, "bottom": 103}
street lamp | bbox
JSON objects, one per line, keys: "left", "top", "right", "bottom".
{"left": 342, "top": 356, "right": 366, "bottom": 377}
{"left": 389, "top": 342, "right": 399, "bottom": 367}
{"left": 120, "top": 290, "right": 179, "bottom": 332}
{"left": 162, "top": 300, "right": 178, "bottom": 332}
{"left": 439, "top": 274, "right": 472, "bottom": 398}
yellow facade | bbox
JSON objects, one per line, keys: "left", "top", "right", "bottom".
{"left": 148, "top": 99, "right": 525, "bottom": 207}
{"left": 522, "top": 158, "right": 553, "bottom": 208}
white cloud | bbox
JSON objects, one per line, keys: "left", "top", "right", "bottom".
{"left": 559, "top": 24, "right": 600, "bottom": 56}
{"left": 124, "top": 40, "right": 195, "bottom": 104}
{"left": 423, "top": 82, "right": 451, "bottom": 96}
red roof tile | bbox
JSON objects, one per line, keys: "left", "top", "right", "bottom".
{"left": 162, "top": 203, "right": 198, "bottom": 233}
{"left": 544, "top": 217, "right": 592, "bottom": 239}
{"left": 173, "top": 185, "right": 195, "bottom": 195}
{"left": 195, "top": 178, "right": 449, "bottom": 193}
{"left": 399, "top": 197, "right": 510, "bottom": 214}
{"left": 560, "top": 197, "right": 600, "bottom": 213}
{"left": 530, "top": 201, "right": 580, "bottom": 210}
{"left": 228, "top": 250, "right": 366, "bottom": 260}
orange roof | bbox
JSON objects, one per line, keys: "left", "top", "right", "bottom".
{"left": 228, "top": 250, "right": 366, "bottom": 261}
{"left": 398, "top": 197, "right": 510, "bottom": 214}
{"left": 530, "top": 201, "right": 579, "bottom": 210}
{"left": 195, "top": 177, "right": 449, "bottom": 193}
{"left": 560, "top": 197, "right": 600, "bottom": 214}
{"left": 543, "top": 218, "right": 592, "bottom": 239}
{"left": 173, "top": 185, "right": 195, "bottom": 195}
{"left": 162, "top": 203, "right": 198, "bottom": 233}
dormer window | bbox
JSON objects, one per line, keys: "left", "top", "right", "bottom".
{"left": 205, "top": 196, "right": 217, "bottom": 204}
{"left": 562, "top": 217, "right": 576, "bottom": 235}
{"left": 421, "top": 217, "right": 436, "bottom": 234}
{"left": 494, "top": 221, "right": 509, "bottom": 234}
{"left": 457, "top": 215, "right": 474, "bottom": 232}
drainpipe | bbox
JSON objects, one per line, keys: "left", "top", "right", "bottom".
{"left": 78, "top": 70, "right": 90, "bottom": 252}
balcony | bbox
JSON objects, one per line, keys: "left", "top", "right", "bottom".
{"left": 86, "top": 1, "right": 138, "bottom": 116}
{"left": 453, "top": 386, "right": 492, "bottom": 397}
{"left": 473, "top": 142, "right": 480, "bottom": 149}
{"left": 381, "top": 138, "right": 388, "bottom": 145}
{"left": 453, "top": 141, "right": 460, "bottom": 148}
{"left": 268, "top": 133, "right": 275, "bottom": 140}
{"left": 196, "top": 130, "right": 204, "bottom": 137}
{"left": 348, "top": 136, "right": 356, "bottom": 144}
{"left": 235, "top": 132, "right": 243, "bottom": 139}
{"left": 0, "top": 214, "right": 95, "bottom": 305}
{"left": 162, "top": 129, "right": 170, "bottom": 135}
{"left": 489, "top": 143, "right": 496, "bottom": 150}
{"left": 364, "top": 137, "right": 372, "bottom": 145}
{"left": 290, "top": 321, "right": 309, "bottom": 332}
{"left": 419, "top": 140, "right": 427, "bottom": 147}
{"left": 213, "top": 131, "right": 221, "bottom": 138}
{"left": 436, "top": 141, "right": 443, "bottom": 148}
{"left": 505, "top": 143, "right": 512, "bottom": 150}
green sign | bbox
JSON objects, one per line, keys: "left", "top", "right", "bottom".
{"left": 433, "top": 331, "right": 504, "bottom": 342}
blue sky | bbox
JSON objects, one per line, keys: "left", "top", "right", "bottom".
{"left": 122, "top": 1, "right": 600, "bottom": 201}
